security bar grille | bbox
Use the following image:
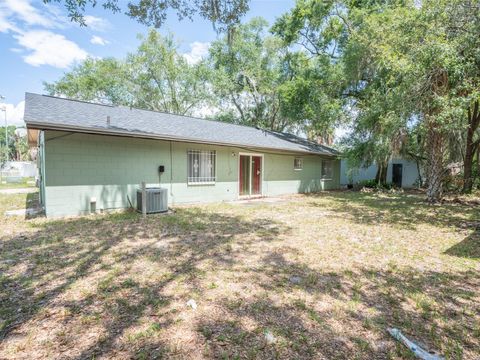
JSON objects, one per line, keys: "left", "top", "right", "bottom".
{"left": 321, "top": 159, "right": 333, "bottom": 179}
{"left": 187, "top": 150, "right": 216, "bottom": 184}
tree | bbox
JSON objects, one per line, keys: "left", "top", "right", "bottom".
{"left": 274, "top": 0, "right": 479, "bottom": 201}
{"left": 272, "top": 0, "right": 349, "bottom": 138}
{"left": 341, "top": 4, "right": 436, "bottom": 192}
{"left": 277, "top": 51, "right": 345, "bottom": 140}
{"left": 209, "top": 18, "right": 293, "bottom": 131}
{"left": 441, "top": 1, "right": 480, "bottom": 193}
{"left": 401, "top": 124, "right": 426, "bottom": 187}
{"left": 404, "top": 0, "right": 480, "bottom": 200}
{"left": 44, "top": 58, "right": 128, "bottom": 105}
{"left": 14, "top": 134, "right": 30, "bottom": 161}
{"left": 0, "top": 126, "right": 17, "bottom": 164}
{"left": 44, "top": 0, "right": 249, "bottom": 32}
{"left": 273, "top": 0, "right": 408, "bottom": 179}
{"left": 45, "top": 30, "right": 211, "bottom": 116}
{"left": 209, "top": 16, "right": 344, "bottom": 134}
{"left": 127, "top": 31, "right": 211, "bottom": 114}
{"left": 463, "top": 100, "right": 480, "bottom": 192}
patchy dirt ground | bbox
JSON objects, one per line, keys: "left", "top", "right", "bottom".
{"left": 0, "top": 191, "right": 479, "bottom": 359}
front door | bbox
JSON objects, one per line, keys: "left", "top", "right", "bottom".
{"left": 392, "top": 163, "right": 403, "bottom": 188}
{"left": 239, "top": 154, "right": 262, "bottom": 197}
{"left": 252, "top": 156, "right": 262, "bottom": 195}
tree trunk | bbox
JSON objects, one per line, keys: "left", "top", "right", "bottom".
{"left": 375, "top": 160, "right": 388, "bottom": 185}
{"left": 380, "top": 164, "right": 388, "bottom": 184}
{"left": 464, "top": 136, "right": 474, "bottom": 193}
{"left": 425, "top": 122, "right": 445, "bottom": 203}
{"left": 477, "top": 143, "right": 480, "bottom": 178}
{"left": 415, "top": 158, "right": 423, "bottom": 187}
{"left": 475, "top": 143, "right": 480, "bottom": 189}
{"left": 462, "top": 100, "right": 480, "bottom": 193}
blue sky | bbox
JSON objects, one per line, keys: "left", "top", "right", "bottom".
{"left": 0, "top": 0, "right": 295, "bottom": 126}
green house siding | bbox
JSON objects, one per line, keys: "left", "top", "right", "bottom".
{"left": 42, "top": 130, "right": 340, "bottom": 217}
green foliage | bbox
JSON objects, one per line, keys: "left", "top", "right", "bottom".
{"left": 14, "top": 133, "right": 30, "bottom": 161}
{"left": 358, "top": 179, "right": 378, "bottom": 189}
{"left": 358, "top": 179, "right": 394, "bottom": 190}
{"left": 209, "top": 18, "right": 290, "bottom": 130}
{"left": 45, "top": 30, "right": 211, "bottom": 116}
{"left": 272, "top": 0, "right": 349, "bottom": 57}
{"left": 207, "top": 16, "right": 345, "bottom": 134}
{"left": 278, "top": 53, "right": 345, "bottom": 136}
{"left": 44, "top": 0, "right": 249, "bottom": 33}
{"left": 46, "top": 16, "right": 344, "bottom": 136}
{"left": 0, "top": 126, "right": 18, "bottom": 163}
{"left": 127, "top": 31, "right": 211, "bottom": 114}
{"left": 346, "top": 0, "right": 479, "bottom": 199}
{"left": 275, "top": 0, "right": 480, "bottom": 200}
{"left": 44, "top": 1, "right": 480, "bottom": 199}
{"left": 44, "top": 58, "right": 127, "bottom": 105}
{"left": 272, "top": 0, "right": 349, "bottom": 135}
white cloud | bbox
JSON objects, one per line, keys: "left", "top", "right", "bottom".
{"left": 183, "top": 42, "right": 210, "bottom": 64}
{"left": 84, "top": 15, "right": 110, "bottom": 31}
{"left": 14, "top": 30, "right": 88, "bottom": 68}
{"left": 1, "top": 0, "right": 54, "bottom": 28}
{"left": 0, "top": 0, "right": 89, "bottom": 68}
{"left": 0, "top": 101, "right": 26, "bottom": 127}
{"left": 0, "top": 6, "right": 23, "bottom": 33}
{"left": 90, "top": 35, "right": 109, "bottom": 46}
{"left": 0, "top": 15, "right": 17, "bottom": 33}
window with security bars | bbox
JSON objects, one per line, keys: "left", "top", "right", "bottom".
{"left": 294, "top": 157, "right": 303, "bottom": 170}
{"left": 321, "top": 159, "right": 333, "bottom": 179}
{"left": 187, "top": 150, "right": 216, "bottom": 184}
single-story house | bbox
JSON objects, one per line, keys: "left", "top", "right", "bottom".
{"left": 341, "top": 158, "right": 422, "bottom": 188}
{"left": 24, "top": 93, "right": 340, "bottom": 217}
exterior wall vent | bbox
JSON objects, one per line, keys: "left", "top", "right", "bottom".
{"left": 136, "top": 187, "right": 168, "bottom": 213}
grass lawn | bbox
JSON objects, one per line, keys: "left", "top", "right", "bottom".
{"left": 0, "top": 177, "right": 36, "bottom": 190}
{"left": 0, "top": 191, "right": 478, "bottom": 359}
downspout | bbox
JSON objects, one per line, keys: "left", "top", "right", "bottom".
{"left": 40, "top": 131, "right": 46, "bottom": 209}
{"left": 169, "top": 140, "right": 174, "bottom": 205}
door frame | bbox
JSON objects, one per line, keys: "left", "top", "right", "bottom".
{"left": 392, "top": 163, "right": 403, "bottom": 188}
{"left": 238, "top": 152, "right": 264, "bottom": 198}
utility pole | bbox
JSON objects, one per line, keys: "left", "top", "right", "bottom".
{"left": 0, "top": 95, "right": 7, "bottom": 162}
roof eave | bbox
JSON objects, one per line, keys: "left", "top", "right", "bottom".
{"left": 25, "top": 120, "right": 339, "bottom": 157}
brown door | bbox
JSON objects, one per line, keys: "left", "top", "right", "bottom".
{"left": 252, "top": 156, "right": 262, "bottom": 195}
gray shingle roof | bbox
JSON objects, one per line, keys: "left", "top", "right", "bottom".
{"left": 24, "top": 93, "right": 338, "bottom": 156}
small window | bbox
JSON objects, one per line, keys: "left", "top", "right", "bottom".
{"left": 294, "top": 157, "right": 303, "bottom": 170}
{"left": 321, "top": 159, "right": 333, "bottom": 179}
{"left": 188, "top": 150, "right": 216, "bottom": 184}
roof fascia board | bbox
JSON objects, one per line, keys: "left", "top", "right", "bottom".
{"left": 26, "top": 120, "right": 338, "bottom": 157}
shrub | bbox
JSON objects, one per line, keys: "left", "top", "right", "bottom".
{"left": 357, "top": 179, "right": 395, "bottom": 190}
{"left": 358, "top": 179, "right": 378, "bottom": 188}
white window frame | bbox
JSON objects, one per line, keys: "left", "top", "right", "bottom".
{"left": 294, "top": 157, "right": 303, "bottom": 171}
{"left": 321, "top": 159, "right": 333, "bottom": 180}
{"left": 238, "top": 152, "right": 264, "bottom": 198}
{"left": 187, "top": 149, "right": 217, "bottom": 185}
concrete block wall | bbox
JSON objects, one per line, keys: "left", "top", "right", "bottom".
{"left": 43, "top": 130, "right": 340, "bottom": 216}
{"left": 340, "top": 158, "right": 421, "bottom": 188}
